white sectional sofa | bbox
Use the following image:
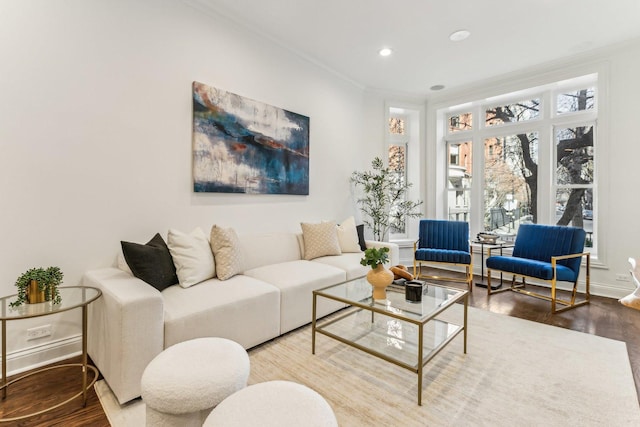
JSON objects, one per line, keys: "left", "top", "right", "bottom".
{"left": 81, "top": 224, "right": 398, "bottom": 404}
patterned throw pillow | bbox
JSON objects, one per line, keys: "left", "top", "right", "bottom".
{"left": 300, "top": 221, "right": 341, "bottom": 260}
{"left": 210, "top": 225, "right": 243, "bottom": 280}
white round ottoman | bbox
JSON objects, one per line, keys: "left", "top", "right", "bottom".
{"left": 203, "top": 380, "right": 338, "bottom": 427}
{"left": 141, "top": 337, "right": 250, "bottom": 427}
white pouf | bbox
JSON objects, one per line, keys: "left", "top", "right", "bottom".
{"left": 203, "top": 380, "right": 338, "bottom": 427}
{"left": 141, "top": 337, "right": 250, "bottom": 427}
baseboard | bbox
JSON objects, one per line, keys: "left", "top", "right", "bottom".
{"left": 3, "top": 334, "right": 82, "bottom": 378}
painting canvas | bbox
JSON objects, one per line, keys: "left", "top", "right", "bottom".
{"left": 192, "top": 81, "right": 310, "bottom": 195}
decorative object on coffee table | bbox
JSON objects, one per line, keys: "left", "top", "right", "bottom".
{"left": 390, "top": 264, "right": 413, "bottom": 281}
{"left": 405, "top": 280, "right": 424, "bottom": 302}
{"left": 10, "top": 266, "right": 63, "bottom": 307}
{"left": 360, "top": 247, "right": 393, "bottom": 300}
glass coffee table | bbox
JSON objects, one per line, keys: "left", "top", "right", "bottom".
{"left": 312, "top": 277, "right": 468, "bottom": 406}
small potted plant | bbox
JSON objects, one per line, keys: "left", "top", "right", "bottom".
{"left": 11, "top": 267, "right": 63, "bottom": 307}
{"left": 360, "top": 247, "right": 393, "bottom": 300}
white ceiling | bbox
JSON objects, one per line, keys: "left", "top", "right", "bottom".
{"left": 193, "top": 0, "right": 640, "bottom": 97}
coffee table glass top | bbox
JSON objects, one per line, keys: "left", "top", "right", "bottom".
{"left": 316, "top": 276, "right": 465, "bottom": 322}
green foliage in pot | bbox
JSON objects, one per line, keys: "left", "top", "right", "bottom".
{"left": 360, "top": 247, "right": 390, "bottom": 269}
{"left": 11, "top": 266, "right": 63, "bottom": 307}
{"left": 351, "top": 157, "right": 423, "bottom": 241}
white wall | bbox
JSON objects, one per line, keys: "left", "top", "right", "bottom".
{"left": 0, "top": 0, "right": 367, "bottom": 371}
{"left": 422, "top": 40, "right": 640, "bottom": 299}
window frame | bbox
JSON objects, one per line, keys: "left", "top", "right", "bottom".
{"left": 439, "top": 74, "right": 599, "bottom": 257}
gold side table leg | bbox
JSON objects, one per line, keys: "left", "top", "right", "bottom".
{"left": 464, "top": 293, "right": 468, "bottom": 354}
{"left": 2, "top": 319, "right": 6, "bottom": 399}
{"left": 82, "top": 305, "right": 88, "bottom": 406}
{"left": 311, "top": 294, "right": 317, "bottom": 355}
{"left": 418, "top": 323, "right": 423, "bottom": 406}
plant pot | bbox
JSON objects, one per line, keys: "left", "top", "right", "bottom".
{"left": 27, "top": 279, "right": 47, "bottom": 304}
{"left": 366, "top": 264, "right": 394, "bottom": 300}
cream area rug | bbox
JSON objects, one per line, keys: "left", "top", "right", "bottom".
{"left": 97, "top": 305, "right": 640, "bottom": 426}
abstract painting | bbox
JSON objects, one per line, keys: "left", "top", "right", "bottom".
{"left": 192, "top": 81, "right": 310, "bottom": 195}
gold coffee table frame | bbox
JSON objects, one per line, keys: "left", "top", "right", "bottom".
{"left": 0, "top": 286, "right": 101, "bottom": 422}
{"left": 312, "top": 278, "right": 467, "bottom": 406}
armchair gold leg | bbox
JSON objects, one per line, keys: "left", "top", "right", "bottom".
{"left": 487, "top": 269, "right": 493, "bottom": 295}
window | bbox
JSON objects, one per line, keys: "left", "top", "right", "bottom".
{"left": 448, "top": 112, "right": 473, "bottom": 132}
{"left": 557, "top": 88, "right": 595, "bottom": 114}
{"left": 447, "top": 141, "right": 472, "bottom": 222}
{"left": 386, "top": 106, "right": 422, "bottom": 241}
{"left": 441, "top": 74, "right": 598, "bottom": 253}
{"left": 388, "top": 114, "right": 409, "bottom": 235}
{"left": 388, "top": 143, "right": 408, "bottom": 233}
{"left": 483, "top": 133, "right": 538, "bottom": 232}
{"left": 485, "top": 98, "right": 540, "bottom": 126}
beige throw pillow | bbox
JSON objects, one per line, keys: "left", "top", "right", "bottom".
{"left": 167, "top": 227, "right": 216, "bottom": 288}
{"left": 210, "top": 225, "right": 243, "bottom": 280}
{"left": 301, "top": 221, "right": 341, "bottom": 260}
{"left": 336, "top": 216, "right": 361, "bottom": 253}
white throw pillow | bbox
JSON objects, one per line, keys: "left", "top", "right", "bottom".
{"left": 167, "top": 227, "right": 216, "bottom": 288}
{"left": 210, "top": 225, "right": 243, "bottom": 280}
{"left": 117, "top": 251, "right": 133, "bottom": 275}
{"left": 300, "top": 221, "right": 341, "bottom": 260}
{"left": 336, "top": 216, "right": 361, "bottom": 253}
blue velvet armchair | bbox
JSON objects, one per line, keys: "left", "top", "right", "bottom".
{"left": 413, "top": 219, "right": 473, "bottom": 292}
{"left": 485, "top": 223, "right": 590, "bottom": 313}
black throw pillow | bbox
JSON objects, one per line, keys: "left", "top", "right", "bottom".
{"left": 356, "top": 224, "right": 367, "bottom": 251}
{"left": 121, "top": 233, "right": 178, "bottom": 291}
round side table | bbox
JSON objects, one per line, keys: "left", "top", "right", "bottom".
{"left": 0, "top": 286, "right": 101, "bottom": 422}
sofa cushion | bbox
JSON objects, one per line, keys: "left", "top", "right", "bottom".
{"left": 244, "top": 260, "right": 346, "bottom": 333}
{"left": 121, "top": 233, "right": 178, "bottom": 291}
{"left": 486, "top": 255, "right": 578, "bottom": 282}
{"left": 210, "top": 225, "right": 243, "bottom": 280}
{"left": 336, "top": 216, "right": 361, "bottom": 253}
{"left": 167, "top": 227, "right": 216, "bottom": 288}
{"left": 415, "top": 248, "right": 472, "bottom": 264}
{"left": 239, "top": 232, "right": 302, "bottom": 271}
{"left": 300, "top": 221, "right": 341, "bottom": 260}
{"left": 162, "top": 275, "right": 281, "bottom": 349}
{"left": 313, "top": 252, "right": 368, "bottom": 280}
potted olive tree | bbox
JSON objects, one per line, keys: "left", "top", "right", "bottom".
{"left": 351, "top": 157, "right": 423, "bottom": 241}
{"left": 11, "top": 267, "right": 63, "bottom": 307}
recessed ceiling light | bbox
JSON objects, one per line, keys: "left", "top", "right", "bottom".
{"left": 430, "top": 84, "right": 445, "bottom": 91}
{"left": 378, "top": 47, "right": 393, "bottom": 57}
{"left": 449, "top": 30, "right": 471, "bottom": 42}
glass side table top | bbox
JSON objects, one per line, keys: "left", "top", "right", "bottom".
{"left": 0, "top": 286, "right": 101, "bottom": 320}
{"left": 315, "top": 277, "right": 465, "bottom": 322}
